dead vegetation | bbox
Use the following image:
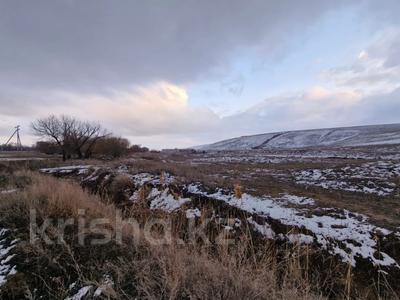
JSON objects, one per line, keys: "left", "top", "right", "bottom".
{"left": 1, "top": 144, "right": 400, "bottom": 299}
{"left": 117, "top": 150, "right": 400, "bottom": 229}
{"left": 0, "top": 171, "right": 331, "bottom": 299}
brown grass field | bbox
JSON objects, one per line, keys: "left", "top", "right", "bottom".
{"left": 0, "top": 145, "right": 399, "bottom": 299}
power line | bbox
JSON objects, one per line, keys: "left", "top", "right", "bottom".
{"left": 4, "top": 125, "right": 22, "bottom": 150}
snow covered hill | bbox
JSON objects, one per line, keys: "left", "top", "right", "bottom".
{"left": 198, "top": 124, "right": 400, "bottom": 150}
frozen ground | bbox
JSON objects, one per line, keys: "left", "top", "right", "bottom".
{"left": 294, "top": 161, "right": 400, "bottom": 196}
{"left": 198, "top": 123, "right": 400, "bottom": 150}
{"left": 34, "top": 141, "right": 400, "bottom": 279}
{"left": 186, "top": 183, "right": 398, "bottom": 267}
{"left": 40, "top": 161, "right": 400, "bottom": 270}
{"left": 0, "top": 229, "right": 18, "bottom": 287}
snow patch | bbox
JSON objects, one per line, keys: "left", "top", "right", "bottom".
{"left": 294, "top": 161, "right": 400, "bottom": 196}
{"left": 287, "top": 234, "right": 314, "bottom": 244}
{"left": 186, "top": 208, "right": 201, "bottom": 219}
{"left": 149, "top": 188, "right": 191, "bottom": 212}
{"left": 0, "top": 228, "right": 18, "bottom": 287}
{"left": 94, "top": 275, "right": 114, "bottom": 297}
{"left": 247, "top": 217, "right": 275, "bottom": 239}
{"left": 65, "top": 286, "right": 92, "bottom": 300}
{"left": 40, "top": 165, "right": 92, "bottom": 175}
{"left": 187, "top": 184, "right": 399, "bottom": 268}
{"left": 0, "top": 189, "right": 18, "bottom": 195}
{"left": 279, "top": 194, "right": 315, "bottom": 206}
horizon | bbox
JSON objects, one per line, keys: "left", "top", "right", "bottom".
{"left": 4, "top": 121, "right": 400, "bottom": 151}
{"left": 1, "top": 1, "right": 400, "bottom": 149}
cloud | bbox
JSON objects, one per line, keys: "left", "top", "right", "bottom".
{"left": 321, "top": 28, "right": 400, "bottom": 93}
{"left": 28, "top": 82, "right": 220, "bottom": 135}
{"left": 0, "top": 82, "right": 222, "bottom": 148}
{"left": 85, "top": 82, "right": 221, "bottom": 136}
{"left": 1, "top": 0, "right": 400, "bottom": 149}
{"left": 2, "top": 83, "right": 399, "bottom": 149}
{"left": 0, "top": 0, "right": 345, "bottom": 93}
{"left": 356, "top": 87, "right": 400, "bottom": 125}
{"left": 220, "top": 86, "right": 363, "bottom": 137}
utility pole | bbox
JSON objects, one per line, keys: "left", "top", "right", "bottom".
{"left": 4, "top": 125, "right": 22, "bottom": 150}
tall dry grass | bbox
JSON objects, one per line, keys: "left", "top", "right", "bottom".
{"left": 0, "top": 171, "right": 329, "bottom": 299}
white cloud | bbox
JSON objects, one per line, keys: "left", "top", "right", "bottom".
{"left": 358, "top": 50, "right": 368, "bottom": 60}
{"left": 321, "top": 28, "right": 400, "bottom": 94}
{"left": 0, "top": 82, "right": 223, "bottom": 148}
{"left": 29, "top": 82, "right": 220, "bottom": 137}
{"left": 1, "top": 1, "right": 400, "bottom": 149}
{"left": 220, "top": 86, "right": 363, "bottom": 136}
{"left": 2, "top": 82, "right": 399, "bottom": 149}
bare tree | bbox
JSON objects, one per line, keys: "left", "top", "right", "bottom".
{"left": 32, "top": 115, "right": 109, "bottom": 161}
{"left": 69, "top": 121, "right": 108, "bottom": 159}
{"left": 32, "top": 115, "right": 67, "bottom": 160}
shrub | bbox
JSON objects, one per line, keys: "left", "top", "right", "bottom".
{"left": 35, "top": 141, "right": 61, "bottom": 155}
{"left": 92, "top": 137, "right": 130, "bottom": 158}
{"left": 129, "top": 144, "right": 149, "bottom": 153}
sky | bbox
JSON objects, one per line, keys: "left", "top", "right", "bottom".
{"left": 1, "top": 0, "right": 400, "bottom": 149}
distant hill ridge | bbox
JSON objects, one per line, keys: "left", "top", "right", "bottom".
{"left": 198, "top": 123, "right": 400, "bottom": 150}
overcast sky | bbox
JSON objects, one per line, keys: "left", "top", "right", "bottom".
{"left": 1, "top": 0, "right": 400, "bottom": 149}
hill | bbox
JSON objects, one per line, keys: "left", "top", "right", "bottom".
{"left": 197, "top": 123, "right": 400, "bottom": 150}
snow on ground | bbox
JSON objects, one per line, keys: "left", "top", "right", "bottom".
{"left": 40, "top": 165, "right": 400, "bottom": 268}
{"left": 65, "top": 286, "right": 92, "bottom": 300}
{"left": 131, "top": 172, "right": 175, "bottom": 186}
{"left": 286, "top": 234, "right": 314, "bottom": 244}
{"left": 247, "top": 217, "right": 275, "bottom": 239}
{"left": 191, "top": 152, "right": 292, "bottom": 164}
{"left": 294, "top": 161, "right": 400, "bottom": 196}
{"left": 198, "top": 124, "right": 400, "bottom": 151}
{"left": 0, "top": 228, "right": 18, "bottom": 287}
{"left": 186, "top": 184, "right": 398, "bottom": 268}
{"left": 40, "top": 165, "right": 92, "bottom": 174}
{"left": 93, "top": 275, "right": 114, "bottom": 298}
{"left": 279, "top": 194, "right": 315, "bottom": 206}
{"left": 186, "top": 208, "right": 201, "bottom": 219}
{"left": 149, "top": 188, "right": 191, "bottom": 212}
{"left": 0, "top": 189, "right": 17, "bottom": 195}
{"left": 189, "top": 146, "right": 400, "bottom": 166}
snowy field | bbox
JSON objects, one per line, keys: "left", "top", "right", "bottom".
{"left": 2, "top": 142, "right": 399, "bottom": 298}
{"left": 38, "top": 143, "right": 400, "bottom": 272}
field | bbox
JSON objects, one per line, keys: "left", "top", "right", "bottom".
{"left": 0, "top": 151, "right": 56, "bottom": 161}
{"left": 0, "top": 145, "right": 399, "bottom": 299}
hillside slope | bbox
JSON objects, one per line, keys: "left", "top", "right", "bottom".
{"left": 198, "top": 124, "right": 400, "bottom": 150}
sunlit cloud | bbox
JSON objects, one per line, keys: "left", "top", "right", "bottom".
{"left": 0, "top": 1, "right": 400, "bottom": 148}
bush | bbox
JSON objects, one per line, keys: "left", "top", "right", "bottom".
{"left": 129, "top": 144, "right": 149, "bottom": 153}
{"left": 35, "top": 141, "right": 60, "bottom": 155}
{"left": 92, "top": 137, "right": 130, "bottom": 158}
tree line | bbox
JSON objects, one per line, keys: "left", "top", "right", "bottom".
{"left": 32, "top": 115, "right": 148, "bottom": 160}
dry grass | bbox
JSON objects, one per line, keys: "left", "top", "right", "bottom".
{"left": 234, "top": 182, "right": 243, "bottom": 199}
{"left": 0, "top": 171, "right": 327, "bottom": 299}
{"left": 1, "top": 166, "right": 398, "bottom": 299}
{"left": 114, "top": 152, "right": 400, "bottom": 229}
